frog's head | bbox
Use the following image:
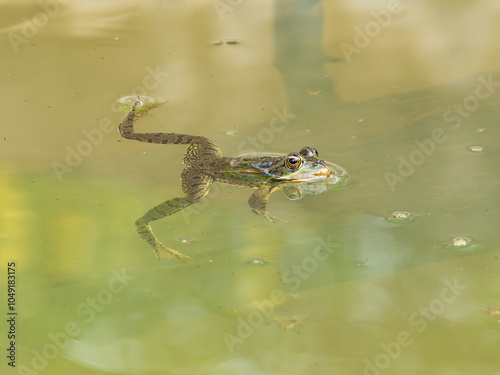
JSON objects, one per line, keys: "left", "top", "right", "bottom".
{"left": 269, "top": 147, "right": 334, "bottom": 182}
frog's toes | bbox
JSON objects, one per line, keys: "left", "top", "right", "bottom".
{"left": 131, "top": 97, "right": 168, "bottom": 114}
{"left": 155, "top": 243, "right": 199, "bottom": 268}
{"left": 262, "top": 211, "right": 287, "bottom": 224}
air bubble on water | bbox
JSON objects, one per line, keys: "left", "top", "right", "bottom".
{"left": 384, "top": 210, "right": 415, "bottom": 224}
{"left": 115, "top": 95, "right": 157, "bottom": 112}
{"left": 444, "top": 236, "right": 479, "bottom": 251}
{"left": 469, "top": 146, "right": 484, "bottom": 152}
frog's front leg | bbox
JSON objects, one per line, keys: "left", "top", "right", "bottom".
{"left": 135, "top": 169, "right": 214, "bottom": 267}
{"left": 248, "top": 187, "right": 286, "bottom": 223}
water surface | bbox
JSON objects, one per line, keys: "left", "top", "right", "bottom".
{"left": 2, "top": 1, "right": 500, "bottom": 374}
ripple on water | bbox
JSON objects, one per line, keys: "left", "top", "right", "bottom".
{"left": 115, "top": 95, "right": 159, "bottom": 112}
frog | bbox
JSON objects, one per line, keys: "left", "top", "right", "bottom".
{"left": 119, "top": 97, "right": 345, "bottom": 267}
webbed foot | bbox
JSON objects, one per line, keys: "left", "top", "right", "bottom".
{"left": 151, "top": 241, "right": 199, "bottom": 268}
{"left": 131, "top": 96, "right": 168, "bottom": 116}
{"left": 253, "top": 209, "right": 287, "bottom": 224}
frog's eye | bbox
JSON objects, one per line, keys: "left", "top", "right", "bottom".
{"left": 299, "top": 147, "right": 318, "bottom": 158}
{"left": 285, "top": 153, "right": 303, "bottom": 170}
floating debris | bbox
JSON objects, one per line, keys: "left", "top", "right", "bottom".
{"left": 273, "top": 315, "right": 306, "bottom": 330}
{"left": 307, "top": 89, "right": 322, "bottom": 96}
{"left": 351, "top": 260, "right": 368, "bottom": 268}
{"left": 469, "top": 146, "right": 484, "bottom": 152}
{"left": 248, "top": 258, "right": 268, "bottom": 266}
{"left": 385, "top": 211, "right": 415, "bottom": 224}
{"left": 487, "top": 304, "right": 500, "bottom": 316}
{"left": 212, "top": 38, "right": 244, "bottom": 46}
{"left": 443, "top": 236, "right": 480, "bottom": 252}
{"left": 452, "top": 237, "right": 470, "bottom": 247}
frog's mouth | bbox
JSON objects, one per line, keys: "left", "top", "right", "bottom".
{"left": 276, "top": 162, "right": 334, "bottom": 182}
{"left": 312, "top": 164, "right": 334, "bottom": 177}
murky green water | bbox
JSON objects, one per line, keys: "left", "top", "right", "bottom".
{"left": 2, "top": 1, "right": 500, "bottom": 374}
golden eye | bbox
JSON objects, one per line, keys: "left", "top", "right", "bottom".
{"left": 285, "top": 153, "right": 303, "bottom": 170}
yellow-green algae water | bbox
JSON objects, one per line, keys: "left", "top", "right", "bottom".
{"left": 1, "top": 1, "right": 500, "bottom": 374}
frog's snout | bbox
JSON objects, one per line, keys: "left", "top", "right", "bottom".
{"left": 313, "top": 161, "right": 334, "bottom": 177}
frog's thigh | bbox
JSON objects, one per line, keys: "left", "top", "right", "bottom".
{"left": 181, "top": 168, "right": 214, "bottom": 203}
{"left": 248, "top": 187, "right": 274, "bottom": 213}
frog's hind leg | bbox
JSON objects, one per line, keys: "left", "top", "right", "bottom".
{"left": 134, "top": 170, "right": 214, "bottom": 267}
{"left": 183, "top": 138, "right": 222, "bottom": 166}
{"left": 135, "top": 197, "right": 197, "bottom": 265}
{"left": 118, "top": 97, "right": 167, "bottom": 140}
{"left": 248, "top": 187, "right": 287, "bottom": 223}
{"left": 118, "top": 98, "right": 198, "bottom": 145}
